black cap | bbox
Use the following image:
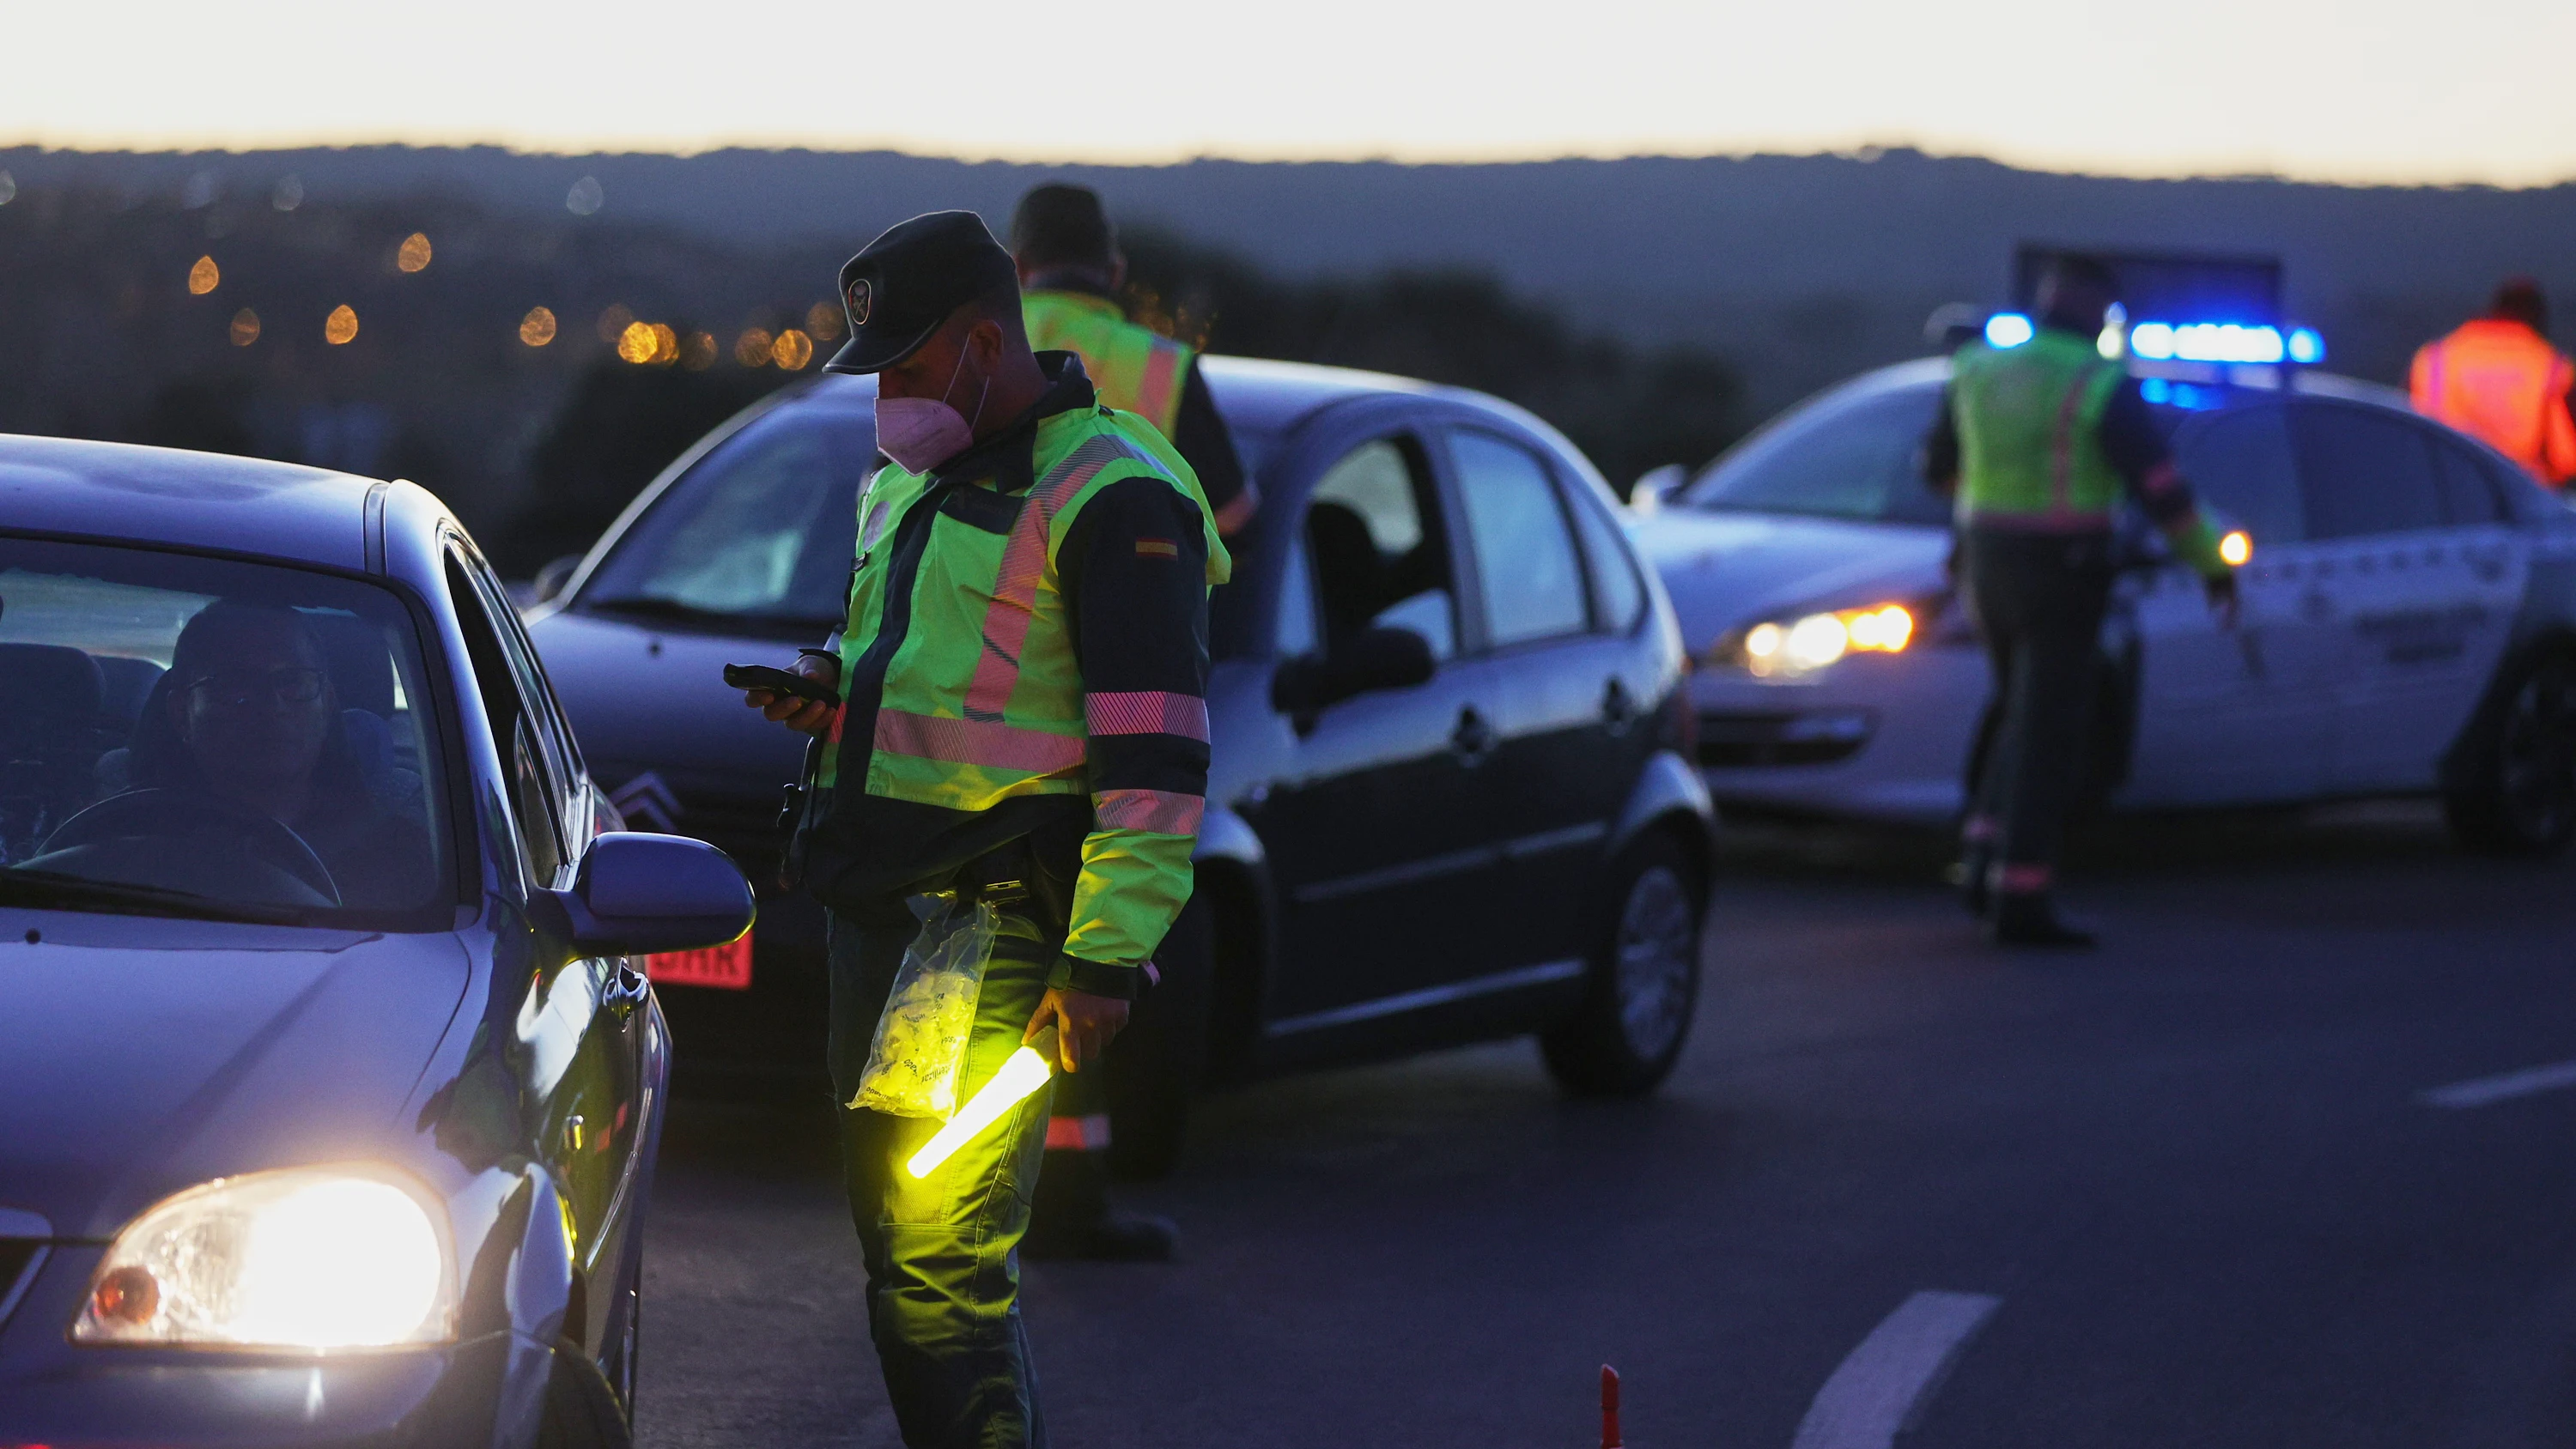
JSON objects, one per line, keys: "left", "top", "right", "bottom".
{"left": 823, "top": 211, "right": 1018, "bottom": 374}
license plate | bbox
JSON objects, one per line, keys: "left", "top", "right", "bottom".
{"left": 644, "top": 936, "right": 753, "bottom": 991}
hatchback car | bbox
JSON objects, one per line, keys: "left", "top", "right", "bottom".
{"left": 1635, "top": 358, "right": 2576, "bottom": 852}
{"left": 0, "top": 437, "right": 754, "bottom": 1448}
{"left": 526, "top": 356, "right": 1716, "bottom": 1170}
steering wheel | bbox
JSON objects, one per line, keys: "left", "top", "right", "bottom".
{"left": 38, "top": 788, "right": 342, "bottom": 906}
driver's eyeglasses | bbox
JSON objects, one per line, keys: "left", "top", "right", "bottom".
{"left": 184, "top": 667, "right": 328, "bottom": 708}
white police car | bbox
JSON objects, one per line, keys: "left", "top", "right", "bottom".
{"left": 1633, "top": 334, "right": 2576, "bottom": 854}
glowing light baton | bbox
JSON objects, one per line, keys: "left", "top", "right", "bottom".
{"left": 906, "top": 1028, "right": 1059, "bottom": 1178}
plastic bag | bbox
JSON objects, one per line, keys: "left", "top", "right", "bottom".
{"left": 847, "top": 892, "right": 999, "bottom": 1118}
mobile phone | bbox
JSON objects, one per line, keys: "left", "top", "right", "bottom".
{"left": 723, "top": 663, "right": 841, "bottom": 707}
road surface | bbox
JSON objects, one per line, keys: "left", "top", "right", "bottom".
{"left": 636, "top": 803, "right": 2576, "bottom": 1447}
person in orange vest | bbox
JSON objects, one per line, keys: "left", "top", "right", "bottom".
{"left": 2411, "top": 277, "right": 2576, "bottom": 487}
{"left": 1010, "top": 183, "right": 1256, "bottom": 537}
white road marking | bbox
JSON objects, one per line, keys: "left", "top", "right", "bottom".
{"left": 1789, "top": 1290, "right": 2002, "bottom": 1449}
{"left": 2418, "top": 1058, "right": 2576, "bottom": 1109}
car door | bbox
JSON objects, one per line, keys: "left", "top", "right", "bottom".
{"left": 2124, "top": 402, "right": 2340, "bottom": 804}
{"left": 1444, "top": 424, "right": 1631, "bottom": 977}
{"left": 2293, "top": 400, "right": 2528, "bottom": 791}
{"left": 1246, "top": 429, "right": 1514, "bottom": 1030}
{"left": 446, "top": 544, "right": 644, "bottom": 1349}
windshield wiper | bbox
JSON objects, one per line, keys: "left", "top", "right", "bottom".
{"left": 0, "top": 868, "right": 308, "bottom": 926}
{"left": 581, "top": 595, "right": 838, "bottom": 636}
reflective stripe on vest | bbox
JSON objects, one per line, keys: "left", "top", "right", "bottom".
{"left": 1023, "top": 291, "right": 1194, "bottom": 437}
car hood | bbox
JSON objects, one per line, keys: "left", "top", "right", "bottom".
{"left": 0, "top": 912, "right": 470, "bottom": 1239}
{"left": 1628, "top": 507, "right": 1952, "bottom": 655}
{"left": 523, "top": 609, "right": 810, "bottom": 813}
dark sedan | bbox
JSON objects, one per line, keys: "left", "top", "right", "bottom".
{"left": 0, "top": 437, "right": 753, "bottom": 1448}
{"left": 526, "top": 356, "right": 1716, "bottom": 1171}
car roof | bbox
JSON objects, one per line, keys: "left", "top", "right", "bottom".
{"left": 770, "top": 354, "right": 1438, "bottom": 439}
{"left": 0, "top": 433, "right": 379, "bottom": 571}
{"left": 1833, "top": 355, "right": 2411, "bottom": 414}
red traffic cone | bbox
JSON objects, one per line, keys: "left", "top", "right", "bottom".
{"left": 1601, "top": 1364, "right": 1622, "bottom": 1448}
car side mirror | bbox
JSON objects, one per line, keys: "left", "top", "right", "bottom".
{"left": 532, "top": 554, "right": 583, "bottom": 604}
{"left": 1273, "top": 626, "right": 1437, "bottom": 717}
{"left": 1628, "top": 464, "right": 1687, "bottom": 516}
{"left": 537, "top": 832, "right": 756, "bottom": 957}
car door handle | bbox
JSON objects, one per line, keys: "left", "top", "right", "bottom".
{"left": 605, "top": 959, "right": 651, "bottom": 1010}
{"left": 1450, "top": 706, "right": 1496, "bottom": 766}
{"left": 1602, "top": 678, "right": 1638, "bottom": 734}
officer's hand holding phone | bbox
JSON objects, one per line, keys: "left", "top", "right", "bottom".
{"left": 732, "top": 655, "right": 841, "bottom": 735}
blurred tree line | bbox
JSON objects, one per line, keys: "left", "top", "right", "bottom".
{"left": 1117, "top": 228, "right": 1745, "bottom": 492}
{"left": 0, "top": 180, "right": 1744, "bottom": 579}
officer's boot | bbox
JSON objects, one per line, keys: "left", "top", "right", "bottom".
{"left": 1990, "top": 890, "right": 2095, "bottom": 949}
{"left": 1024, "top": 1143, "right": 1179, "bottom": 1262}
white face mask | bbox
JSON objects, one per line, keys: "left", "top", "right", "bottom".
{"left": 874, "top": 340, "right": 990, "bottom": 473}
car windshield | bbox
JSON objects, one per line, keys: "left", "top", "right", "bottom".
{"left": 1681, "top": 383, "right": 1952, "bottom": 525}
{"left": 575, "top": 403, "right": 877, "bottom": 637}
{"left": 0, "top": 537, "right": 453, "bottom": 930}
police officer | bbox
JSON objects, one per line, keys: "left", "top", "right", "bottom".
{"left": 740, "top": 211, "right": 1227, "bottom": 1447}
{"left": 1925, "top": 254, "right": 2237, "bottom": 946}
{"left": 2411, "top": 277, "right": 2576, "bottom": 487}
{"left": 1008, "top": 182, "right": 1242, "bottom": 1262}
{"left": 1011, "top": 182, "right": 1256, "bottom": 537}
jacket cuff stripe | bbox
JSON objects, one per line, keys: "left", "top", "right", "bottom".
{"left": 1093, "top": 786, "right": 1205, "bottom": 834}
{"left": 1085, "top": 690, "right": 1211, "bottom": 742}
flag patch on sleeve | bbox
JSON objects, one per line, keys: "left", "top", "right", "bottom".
{"left": 1134, "top": 537, "right": 1180, "bottom": 559}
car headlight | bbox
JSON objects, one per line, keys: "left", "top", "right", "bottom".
{"left": 73, "top": 1166, "right": 456, "bottom": 1351}
{"left": 1718, "top": 602, "right": 1917, "bottom": 678}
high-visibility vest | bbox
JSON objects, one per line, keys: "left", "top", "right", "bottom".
{"left": 812, "top": 382, "right": 1228, "bottom": 967}
{"left": 1024, "top": 290, "right": 1194, "bottom": 439}
{"left": 1951, "top": 330, "right": 2129, "bottom": 525}
{"left": 2411, "top": 318, "right": 2576, "bottom": 485}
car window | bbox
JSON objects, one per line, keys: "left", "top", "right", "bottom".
{"left": 2293, "top": 401, "right": 2445, "bottom": 539}
{"left": 576, "top": 407, "right": 873, "bottom": 634}
{"left": 2172, "top": 404, "right": 2305, "bottom": 544}
{"left": 450, "top": 555, "right": 568, "bottom": 886}
{"left": 1682, "top": 385, "right": 1948, "bottom": 525}
{"left": 1273, "top": 537, "right": 1321, "bottom": 658}
{"left": 1305, "top": 436, "right": 1457, "bottom": 662}
{"left": 0, "top": 537, "right": 453, "bottom": 927}
{"left": 1450, "top": 429, "right": 1589, "bottom": 647}
{"left": 1567, "top": 483, "right": 1646, "bottom": 632}
{"left": 2425, "top": 429, "right": 2508, "bottom": 526}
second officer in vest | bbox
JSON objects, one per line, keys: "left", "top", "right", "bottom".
{"left": 1011, "top": 182, "right": 1256, "bottom": 536}
{"left": 1925, "top": 253, "right": 2237, "bottom": 947}
{"left": 742, "top": 211, "right": 1227, "bottom": 1447}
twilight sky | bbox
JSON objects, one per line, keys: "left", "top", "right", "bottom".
{"left": 13, "top": 0, "right": 2574, "bottom": 185}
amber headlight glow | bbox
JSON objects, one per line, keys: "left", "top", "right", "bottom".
{"left": 74, "top": 1167, "right": 455, "bottom": 1351}
{"left": 2219, "top": 530, "right": 2253, "bottom": 567}
{"left": 1727, "top": 602, "right": 1915, "bottom": 678}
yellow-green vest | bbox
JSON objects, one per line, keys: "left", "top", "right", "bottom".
{"left": 1023, "top": 291, "right": 1194, "bottom": 439}
{"left": 1952, "top": 330, "right": 2129, "bottom": 525}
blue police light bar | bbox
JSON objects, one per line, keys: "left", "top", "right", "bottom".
{"left": 2287, "top": 327, "right": 2325, "bottom": 364}
{"left": 1984, "top": 312, "right": 2035, "bottom": 349}
{"left": 2128, "top": 321, "right": 2284, "bottom": 365}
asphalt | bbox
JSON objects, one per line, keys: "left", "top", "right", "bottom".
{"left": 635, "top": 802, "right": 2576, "bottom": 1448}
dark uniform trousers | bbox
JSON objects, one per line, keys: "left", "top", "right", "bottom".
{"left": 1961, "top": 526, "right": 2116, "bottom": 886}
{"left": 829, "top": 896, "right": 1061, "bottom": 1449}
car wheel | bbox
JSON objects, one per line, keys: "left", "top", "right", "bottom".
{"left": 536, "top": 1337, "right": 632, "bottom": 1449}
{"left": 1105, "top": 894, "right": 1214, "bottom": 1181}
{"left": 2446, "top": 648, "right": 2576, "bottom": 857}
{"left": 1541, "top": 833, "right": 1706, "bottom": 1097}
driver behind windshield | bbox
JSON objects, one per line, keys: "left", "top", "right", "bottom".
{"left": 137, "top": 602, "right": 433, "bottom": 909}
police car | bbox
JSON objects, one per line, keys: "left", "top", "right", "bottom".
{"left": 1635, "top": 311, "right": 2576, "bottom": 855}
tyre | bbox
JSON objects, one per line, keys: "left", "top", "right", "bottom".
{"left": 1541, "top": 832, "right": 1707, "bottom": 1097}
{"left": 1104, "top": 894, "right": 1215, "bottom": 1180}
{"left": 2445, "top": 648, "right": 2576, "bottom": 857}
{"left": 535, "top": 1337, "right": 632, "bottom": 1449}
